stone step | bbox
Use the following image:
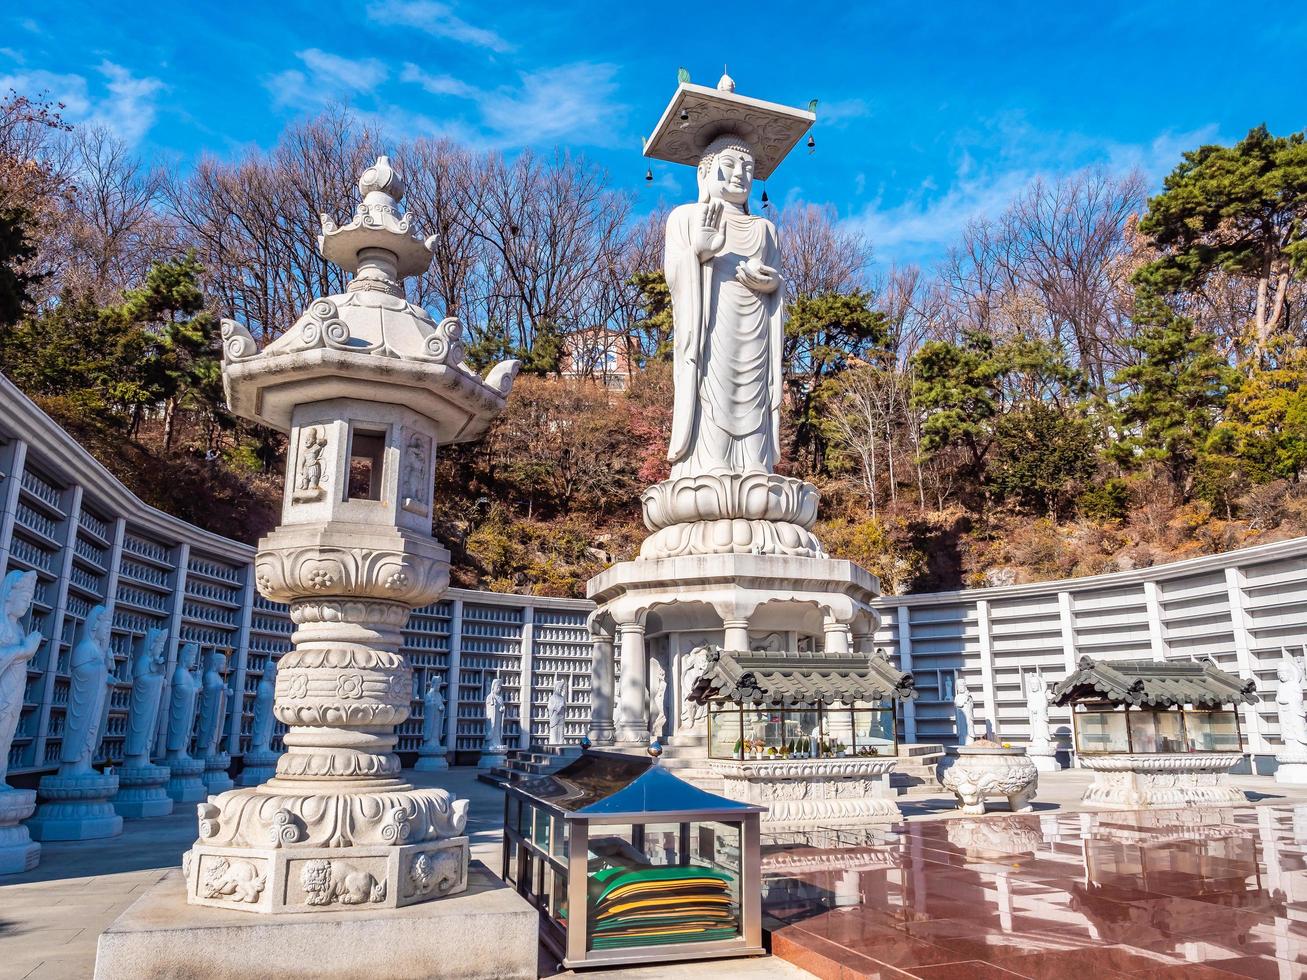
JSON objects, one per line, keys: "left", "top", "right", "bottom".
{"left": 898, "top": 743, "right": 947, "bottom": 758}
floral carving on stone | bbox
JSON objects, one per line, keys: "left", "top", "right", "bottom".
{"left": 337, "top": 674, "right": 366, "bottom": 699}
{"left": 254, "top": 545, "right": 449, "bottom": 608}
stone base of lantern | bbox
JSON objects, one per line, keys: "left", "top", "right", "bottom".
{"left": 1079, "top": 752, "right": 1246, "bottom": 807}
{"left": 413, "top": 747, "right": 449, "bottom": 771}
{"left": 94, "top": 863, "right": 537, "bottom": 980}
{"left": 185, "top": 777, "right": 472, "bottom": 914}
{"left": 710, "top": 758, "right": 901, "bottom": 827}
{"left": 165, "top": 757, "right": 207, "bottom": 803}
{"left": 0, "top": 787, "right": 40, "bottom": 873}
{"left": 236, "top": 750, "right": 281, "bottom": 786}
{"left": 202, "top": 753, "right": 234, "bottom": 794}
{"left": 26, "top": 772, "right": 123, "bottom": 841}
{"left": 110, "top": 763, "right": 174, "bottom": 819}
{"left": 182, "top": 835, "right": 469, "bottom": 915}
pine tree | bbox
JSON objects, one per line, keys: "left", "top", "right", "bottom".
{"left": 107, "top": 250, "right": 220, "bottom": 446}
{"left": 1110, "top": 295, "right": 1234, "bottom": 499}
{"left": 1136, "top": 125, "right": 1307, "bottom": 355}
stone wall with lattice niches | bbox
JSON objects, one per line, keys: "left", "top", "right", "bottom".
{"left": 872, "top": 542, "right": 1307, "bottom": 770}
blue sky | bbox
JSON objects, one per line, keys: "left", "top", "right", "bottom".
{"left": 5, "top": 1, "right": 1306, "bottom": 271}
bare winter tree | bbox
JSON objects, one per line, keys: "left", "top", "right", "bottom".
{"left": 398, "top": 138, "right": 481, "bottom": 318}
{"left": 778, "top": 202, "right": 872, "bottom": 299}
{"left": 1002, "top": 170, "right": 1145, "bottom": 391}
{"left": 167, "top": 112, "right": 378, "bottom": 342}
{"left": 451, "top": 150, "right": 632, "bottom": 361}
{"left": 56, "top": 126, "right": 169, "bottom": 302}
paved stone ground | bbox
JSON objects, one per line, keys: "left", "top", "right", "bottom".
{"left": 2, "top": 767, "right": 1305, "bottom": 979}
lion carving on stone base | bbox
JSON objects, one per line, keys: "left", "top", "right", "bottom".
{"left": 201, "top": 856, "right": 266, "bottom": 903}
{"left": 300, "top": 858, "right": 386, "bottom": 905}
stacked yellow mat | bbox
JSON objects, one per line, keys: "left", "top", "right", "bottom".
{"left": 585, "top": 862, "right": 738, "bottom": 949}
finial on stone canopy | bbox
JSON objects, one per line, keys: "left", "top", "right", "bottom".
{"left": 717, "top": 70, "right": 735, "bottom": 93}
{"left": 318, "top": 154, "right": 435, "bottom": 291}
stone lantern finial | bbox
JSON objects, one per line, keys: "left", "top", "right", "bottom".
{"left": 318, "top": 154, "right": 435, "bottom": 290}
{"left": 358, "top": 154, "right": 404, "bottom": 200}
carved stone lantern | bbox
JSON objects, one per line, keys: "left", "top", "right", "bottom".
{"left": 188, "top": 155, "right": 519, "bottom": 913}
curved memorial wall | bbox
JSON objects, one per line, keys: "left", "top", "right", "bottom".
{"left": 872, "top": 539, "right": 1306, "bottom": 773}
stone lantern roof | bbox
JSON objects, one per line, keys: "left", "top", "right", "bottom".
{"left": 220, "top": 155, "right": 519, "bottom": 441}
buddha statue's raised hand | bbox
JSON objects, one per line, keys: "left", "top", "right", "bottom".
{"left": 693, "top": 201, "right": 726, "bottom": 261}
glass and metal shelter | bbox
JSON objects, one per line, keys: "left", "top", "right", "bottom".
{"left": 1051, "top": 656, "right": 1256, "bottom": 756}
{"left": 502, "top": 749, "right": 765, "bottom": 969}
{"left": 687, "top": 648, "right": 916, "bottom": 761}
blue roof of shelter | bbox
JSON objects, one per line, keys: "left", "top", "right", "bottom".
{"left": 509, "top": 750, "right": 764, "bottom": 817}
{"left": 576, "top": 761, "right": 760, "bottom": 816}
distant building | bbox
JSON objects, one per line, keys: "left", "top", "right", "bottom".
{"left": 560, "top": 329, "right": 634, "bottom": 389}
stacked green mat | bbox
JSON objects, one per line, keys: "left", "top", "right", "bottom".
{"left": 585, "top": 863, "right": 739, "bottom": 950}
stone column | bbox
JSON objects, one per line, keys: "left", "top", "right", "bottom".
{"left": 722, "top": 620, "right": 750, "bottom": 653}
{"left": 615, "top": 624, "right": 648, "bottom": 744}
{"left": 823, "top": 619, "right": 851, "bottom": 654}
{"left": 588, "top": 633, "right": 616, "bottom": 746}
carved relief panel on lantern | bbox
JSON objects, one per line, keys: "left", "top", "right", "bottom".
{"left": 280, "top": 404, "right": 439, "bottom": 538}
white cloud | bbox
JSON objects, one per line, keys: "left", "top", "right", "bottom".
{"left": 367, "top": 1, "right": 512, "bottom": 53}
{"left": 0, "top": 62, "right": 163, "bottom": 147}
{"left": 398, "top": 61, "right": 626, "bottom": 149}
{"left": 400, "top": 63, "right": 474, "bottom": 99}
{"left": 90, "top": 61, "right": 163, "bottom": 147}
{"left": 845, "top": 120, "right": 1222, "bottom": 269}
{"left": 267, "top": 48, "right": 388, "bottom": 110}
{"left": 0, "top": 68, "right": 91, "bottom": 116}
{"left": 847, "top": 168, "right": 1036, "bottom": 266}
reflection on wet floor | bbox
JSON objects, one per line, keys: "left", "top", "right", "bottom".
{"left": 761, "top": 806, "right": 1307, "bottom": 978}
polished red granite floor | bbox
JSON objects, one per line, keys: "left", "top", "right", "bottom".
{"left": 761, "top": 806, "right": 1307, "bottom": 979}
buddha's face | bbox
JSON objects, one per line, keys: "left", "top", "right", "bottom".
{"left": 704, "top": 147, "right": 754, "bottom": 205}
{"left": 4, "top": 574, "right": 34, "bottom": 619}
{"left": 93, "top": 611, "right": 112, "bottom": 648}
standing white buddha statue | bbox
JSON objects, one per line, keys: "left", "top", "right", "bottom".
{"left": 27, "top": 605, "right": 123, "bottom": 842}
{"left": 414, "top": 676, "right": 449, "bottom": 772}
{"left": 546, "top": 677, "right": 568, "bottom": 746}
{"left": 478, "top": 676, "right": 508, "bottom": 771}
{"left": 111, "top": 627, "right": 174, "bottom": 817}
{"left": 163, "top": 641, "right": 206, "bottom": 803}
{"left": 0, "top": 571, "right": 42, "bottom": 870}
{"left": 1275, "top": 650, "right": 1307, "bottom": 785}
{"left": 665, "top": 134, "right": 784, "bottom": 479}
{"left": 237, "top": 661, "right": 281, "bottom": 786}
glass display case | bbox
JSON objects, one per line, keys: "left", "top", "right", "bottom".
{"left": 707, "top": 700, "right": 896, "bottom": 760}
{"left": 503, "top": 749, "right": 764, "bottom": 969}
{"left": 1071, "top": 705, "right": 1243, "bottom": 755}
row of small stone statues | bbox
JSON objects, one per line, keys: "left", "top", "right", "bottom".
{"left": 421, "top": 673, "right": 573, "bottom": 769}
{"left": 0, "top": 570, "right": 282, "bottom": 872}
